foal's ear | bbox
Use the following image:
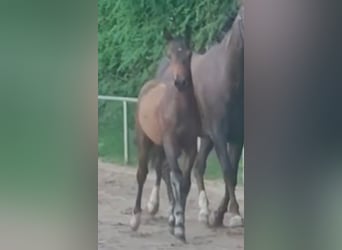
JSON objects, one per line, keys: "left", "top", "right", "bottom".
{"left": 163, "top": 28, "right": 173, "bottom": 42}
{"left": 184, "top": 25, "right": 192, "bottom": 47}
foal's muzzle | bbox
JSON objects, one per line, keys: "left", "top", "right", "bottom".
{"left": 174, "top": 79, "right": 188, "bottom": 91}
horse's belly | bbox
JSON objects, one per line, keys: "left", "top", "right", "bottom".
{"left": 138, "top": 84, "right": 166, "bottom": 145}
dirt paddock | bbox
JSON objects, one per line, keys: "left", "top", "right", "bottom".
{"left": 98, "top": 160, "right": 244, "bottom": 250}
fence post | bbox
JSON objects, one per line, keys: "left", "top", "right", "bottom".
{"left": 123, "top": 101, "right": 128, "bottom": 164}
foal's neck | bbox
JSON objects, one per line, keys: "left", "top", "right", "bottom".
{"left": 176, "top": 84, "right": 195, "bottom": 99}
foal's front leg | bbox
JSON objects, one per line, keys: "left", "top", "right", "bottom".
{"left": 161, "top": 163, "right": 176, "bottom": 234}
{"left": 163, "top": 137, "right": 186, "bottom": 242}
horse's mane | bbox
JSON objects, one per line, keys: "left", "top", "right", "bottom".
{"left": 222, "top": 29, "right": 233, "bottom": 48}
{"left": 199, "top": 11, "right": 236, "bottom": 53}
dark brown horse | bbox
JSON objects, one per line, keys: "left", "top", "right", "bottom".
{"left": 151, "top": 6, "right": 245, "bottom": 228}
{"left": 130, "top": 28, "right": 200, "bottom": 241}
{"left": 193, "top": 7, "right": 244, "bottom": 227}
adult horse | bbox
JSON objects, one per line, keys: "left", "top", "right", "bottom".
{"left": 130, "top": 28, "right": 200, "bottom": 242}
{"left": 153, "top": 6, "right": 245, "bottom": 227}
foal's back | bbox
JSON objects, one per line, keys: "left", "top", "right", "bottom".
{"left": 137, "top": 80, "right": 166, "bottom": 145}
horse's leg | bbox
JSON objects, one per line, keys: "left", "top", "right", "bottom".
{"left": 227, "top": 141, "right": 244, "bottom": 227}
{"left": 147, "top": 149, "right": 164, "bottom": 215}
{"left": 193, "top": 137, "right": 213, "bottom": 224}
{"left": 130, "top": 132, "right": 152, "bottom": 231}
{"left": 183, "top": 143, "right": 197, "bottom": 205}
{"left": 209, "top": 133, "right": 240, "bottom": 227}
{"left": 163, "top": 137, "right": 186, "bottom": 241}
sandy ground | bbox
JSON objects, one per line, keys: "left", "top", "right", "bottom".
{"left": 98, "top": 160, "right": 244, "bottom": 250}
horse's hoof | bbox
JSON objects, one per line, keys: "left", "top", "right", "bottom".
{"left": 228, "top": 214, "right": 243, "bottom": 228}
{"left": 174, "top": 226, "right": 186, "bottom": 242}
{"left": 198, "top": 210, "right": 209, "bottom": 225}
{"left": 147, "top": 201, "right": 159, "bottom": 216}
{"left": 208, "top": 210, "right": 223, "bottom": 227}
{"left": 130, "top": 212, "right": 141, "bottom": 231}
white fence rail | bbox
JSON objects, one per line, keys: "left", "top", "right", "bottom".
{"left": 98, "top": 95, "right": 137, "bottom": 164}
{"left": 98, "top": 95, "right": 244, "bottom": 184}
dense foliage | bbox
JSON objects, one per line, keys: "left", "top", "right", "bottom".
{"left": 98, "top": 0, "right": 239, "bottom": 120}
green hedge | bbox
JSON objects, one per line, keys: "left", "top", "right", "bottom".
{"left": 98, "top": 0, "right": 239, "bottom": 120}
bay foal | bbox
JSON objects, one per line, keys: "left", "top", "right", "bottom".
{"left": 130, "top": 29, "right": 200, "bottom": 242}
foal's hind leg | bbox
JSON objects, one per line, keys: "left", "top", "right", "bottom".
{"left": 209, "top": 134, "right": 241, "bottom": 227}
{"left": 130, "top": 133, "right": 152, "bottom": 231}
{"left": 193, "top": 137, "right": 213, "bottom": 224}
{"left": 147, "top": 149, "right": 164, "bottom": 215}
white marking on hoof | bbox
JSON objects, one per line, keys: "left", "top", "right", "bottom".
{"left": 147, "top": 185, "right": 160, "bottom": 215}
{"left": 130, "top": 212, "right": 141, "bottom": 231}
{"left": 198, "top": 191, "right": 209, "bottom": 224}
{"left": 228, "top": 214, "right": 243, "bottom": 228}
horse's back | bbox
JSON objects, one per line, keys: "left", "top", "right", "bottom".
{"left": 192, "top": 45, "right": 243, "bottom": 139}
{"left": 137, "top": 80, "right": 167, "bottom": 145}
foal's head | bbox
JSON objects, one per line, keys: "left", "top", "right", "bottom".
{"left": 163, "top": 27, "right": 192, "bottom": 91}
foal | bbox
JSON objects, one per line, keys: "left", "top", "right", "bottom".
{"left": 130, "top": 29, "right": 200, "bottom": 241}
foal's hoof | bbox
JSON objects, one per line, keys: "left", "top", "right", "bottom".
{"left": 208, "top": 210, "right": 224, "bottom": 227}
{"left": 130, "top": 212, "right": 141, "bottom": 231}
{"left": 174, "top": 226, "right": 186, "bottom": 242}
{"left": 147, "top": 201, "right": 159, "bottom": 216}
{"left": 228, "top": 214, "right": 244, "bottom": 228}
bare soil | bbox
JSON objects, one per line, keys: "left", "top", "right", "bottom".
{"left": 98, "top": 160, "right": 244, "bottom": 250}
